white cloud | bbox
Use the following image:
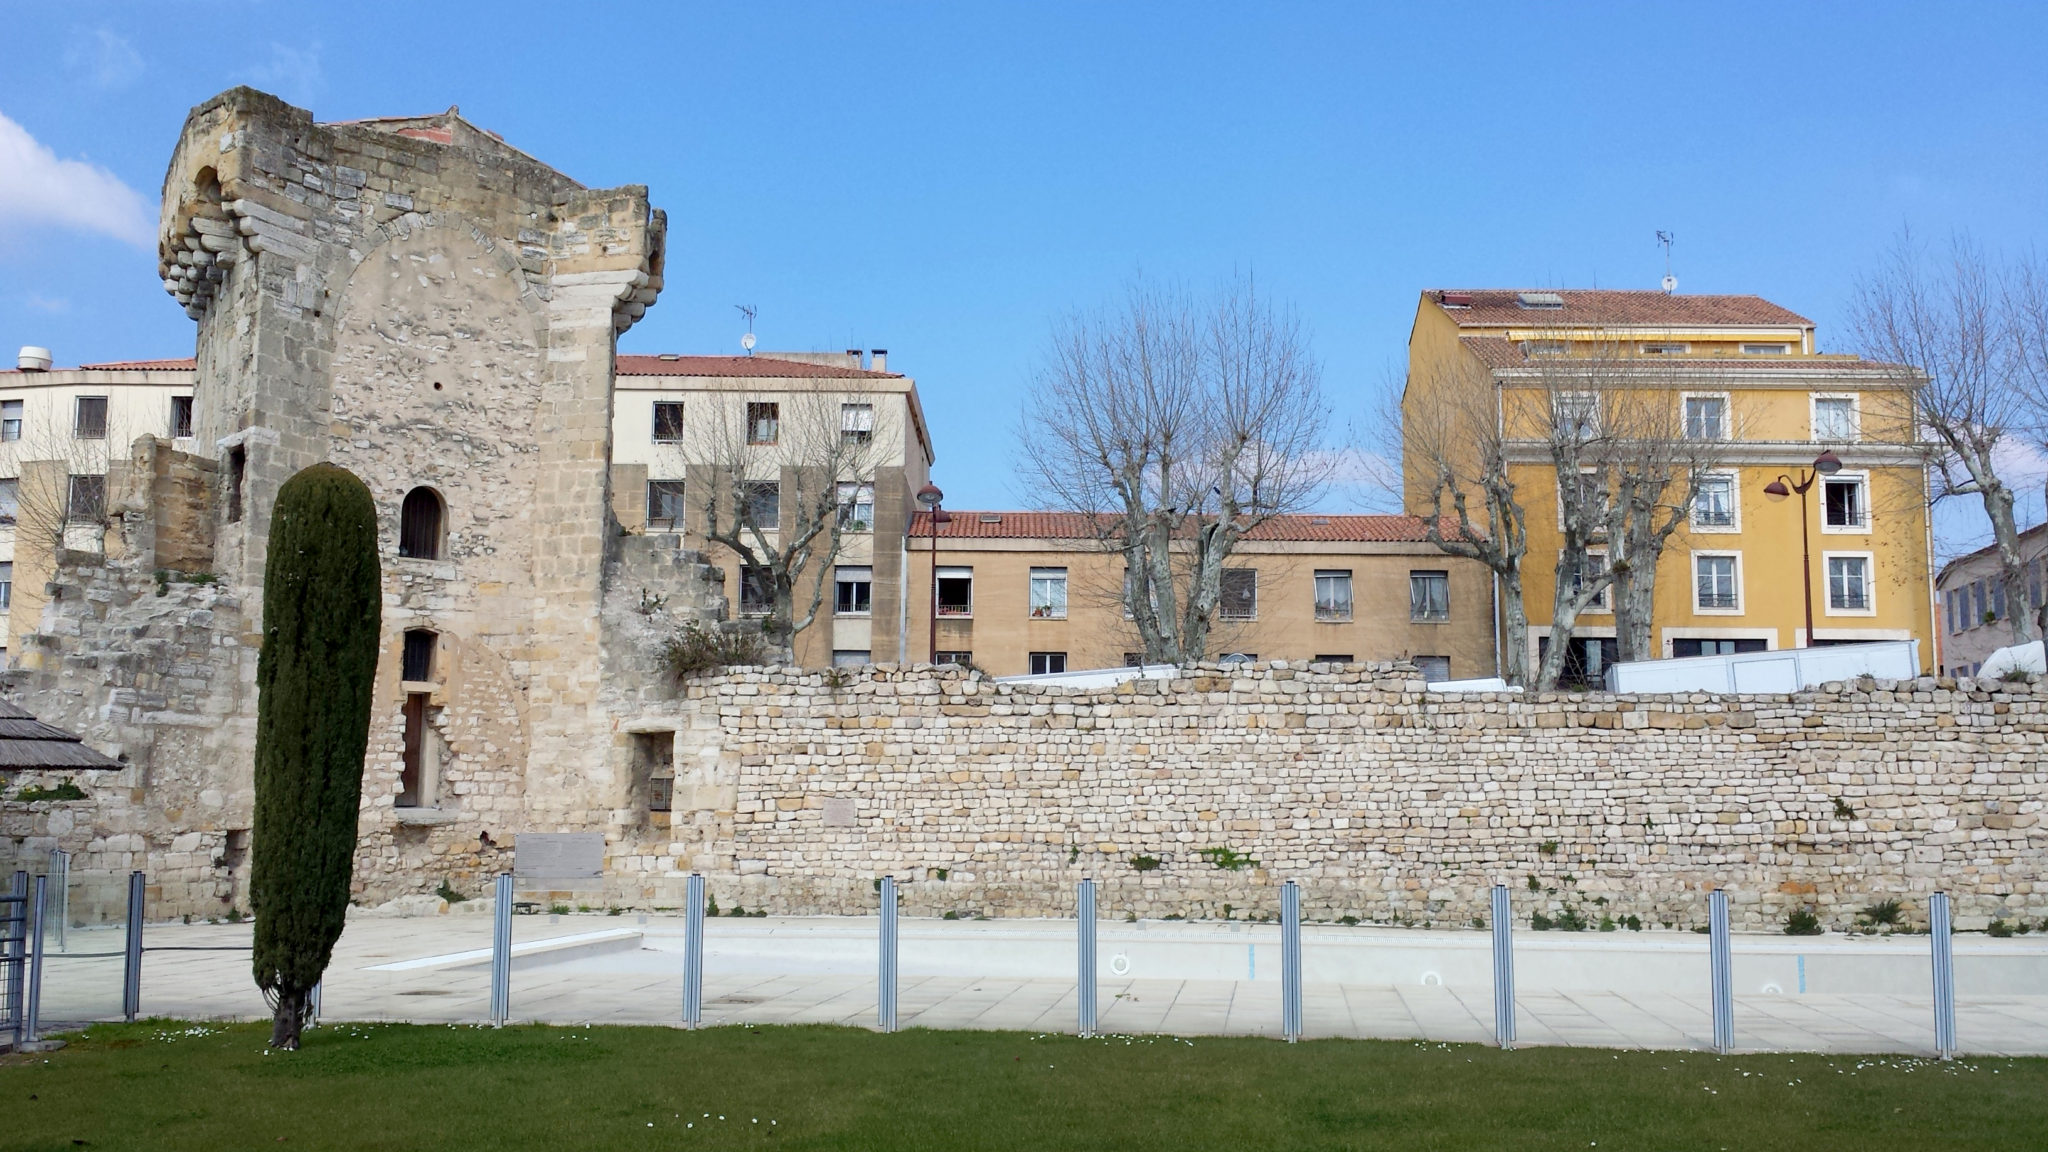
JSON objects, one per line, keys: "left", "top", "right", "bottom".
{"left": 0, "top": 111, "right": 154, "bottom": 248}
{"left": 240, "top": 42, "right": 324, "bottom": 106}
{"left": 65, "top": 27, "right": 145, "bottom": 92}
{"left": 20, "top": 293, "right": 71, "bottom": 314}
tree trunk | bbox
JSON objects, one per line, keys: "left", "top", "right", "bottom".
{"left": 1498, "top": 574, "right": 1529, "bottom": 687}
{"left": 270, "top": 986, "right": 309, "bottom": 1050}
{"left": 1981, "top": 479, "right": 2042, "bottom": 645}
{"left": 1614, "top": 565, "right": 1658, "bottom": 663}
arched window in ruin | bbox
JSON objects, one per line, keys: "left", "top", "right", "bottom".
{"left": 398, "top": 487, "right": 444, "bottom": 559}
{"left": 401, "top": 628, "right": 437, "bottom": 683}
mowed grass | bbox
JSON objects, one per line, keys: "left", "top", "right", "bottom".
{"left": 5, "top": 1021, "right": 2047, "bottom": 1151}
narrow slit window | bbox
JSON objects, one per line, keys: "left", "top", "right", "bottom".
{"left": 170, "top": 396, "right": 195, "bottom": 439}
{"left": 226, "top": 445, "right": 246, "bottom": 523}
{"left": 401, "top": 629, "right": 436, "bottom": 682}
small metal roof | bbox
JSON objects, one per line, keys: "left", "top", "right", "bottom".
{"left": 0, "top": 700, "right": 120, "bottom": 771}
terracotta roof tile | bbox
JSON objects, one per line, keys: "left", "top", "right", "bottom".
{"left": 0, "top": 357, "right": 197, "bottom": 374}
{"left": 616, "top": 354, "right": 900, "bottom": 380}
{"left": 1456, "top": 337, "right": 1909, "bottom": 376}
{"left": 913, "top": 511, "right": 1473, "bottom": 543}
{"left": 1432, "top": 289, "right": 1811, "bottom": 328}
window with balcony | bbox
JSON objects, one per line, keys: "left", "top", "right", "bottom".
{"left": 746, "top": 401, "right": 779, "bottom": 445}
{"left": 1693, "top": 475, "right": 1736, "bottom": 529}
{"left": 652, "top": 401, "right": 685, "bottom": 443}
{"left": 1827, "top": 555, "right": 1872, "bottom": 611}
{"left": 836, "top": 482, "right": 874, "bottom": 531}
{"left": 1028, "top": 567, "right": 1068, "bottom": 619}
{"left": 1695, "top": 553, "right": 1739, "bottom": 611}
{"left": 74, "top": 396, "right": 108, "bottom": 440}
{"left": 170, "top": 395, "right": 195, "bottom": 439}
{"left": 1314, "top": 570, "right": 1353, "bottom": 622}
{"left": 1822, "top": 476, "right": 1866, "bottom": 529}
{"left": 936, "top": 566, "right": 973, "bottom": 616}
{"left": 1219, "top": 568, "right": 1258, "bottom": 620}
{"left": 743, "top": 481, "right": 780, "bottom": 530}
{"left": 840, "top": 403, "right": 874, "bottom": 445}
{"left": 739, "top": 565, "right": 774, "bottom": 617}
{"left": 66, "top": 474, "right": 106, "bottom": 523}
{"left": 646, "top": 480, "right": 686, "bottom": 527}
{"left": 1409, "top": 570, "right": 1450, "bottom": 621}
{"left": 1683, "top": 395, "right": 1727, "bottom": 440}
{"left": 834, "top": 566, "right": 873, "bottom": 616}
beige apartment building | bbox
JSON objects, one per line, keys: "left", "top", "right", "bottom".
{"left": 1935, "top": 523, "right": 2047, "bottom": 677}
{"left": 902, "top": 512, "right": 1497, "bottom": 679}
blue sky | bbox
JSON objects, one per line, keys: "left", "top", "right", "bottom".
{"left": 3, "top": 2, "right": 2044, "bottom": 555}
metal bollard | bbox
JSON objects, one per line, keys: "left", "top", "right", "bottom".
{"left": 5, "top": 872, "right": 24, "bottom": 1042}
{"left": 1930, "top": 892, "right": 1956, "bottom": 1060}
{"left": 489, "top": 873, "right": 512, "bottom": 1026}
{"left": 50, "top": 850, "right": 69, "bottom": 953}
{"left": 122, "top": 871, "right": 145, "bottom": 1021}
{"left": 877, "top": 876, "right": 898, "bottom": 1033}
{"left": 1280, "top": 881, "right": 1303, "bottom": 1043}
{"left": 1076, "top": 878, "right": 1097, "bottom": 1037}
{"left": 25, "top": 874, "right": 48, "bottom": 1044}
{"left": 1709, "top": 889, "right": 1733, "bottom": 1054}
{"left": 1490, "top": 884, "right": 1515, "bottom": 1049}
{"left": 683, "top": 874, "right": 705, "bottom": 1028}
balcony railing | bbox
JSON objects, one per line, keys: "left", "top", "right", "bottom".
{"left": 1697, "top": 590, "right": 1739, "bottom": 610}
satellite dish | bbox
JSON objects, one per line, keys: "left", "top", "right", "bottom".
{"left": 740, "top": 331, "right": 756, "bottom": 351}
{"left": 1661, "top": 274, "right": 1678, "bottom": 294}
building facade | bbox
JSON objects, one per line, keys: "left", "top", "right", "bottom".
{"left": 902, "top": 512, "right": 1497, "bottom": 679}
{"left": 1404, "top": 289, "right": 1936, "bottom": 681}
{"left": 1935, "top": 523, "right": 2047, "bottom": 677}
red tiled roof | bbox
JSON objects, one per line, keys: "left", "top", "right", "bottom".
{"left": 617, "top": 354, "right": 901, "bottom": 380}
{"left": 80, "top": 358, "right": 197, "bottom": 371}
{"left": 1431, "top": 289, "right": 1811, "bottom": 329}
{"left": 914, "top": 511, "right": 1472, "bottom": 543}
{"left": 1457, "top": 337, "right": 1907, "bottom": 375}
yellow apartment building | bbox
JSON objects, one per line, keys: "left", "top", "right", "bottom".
{"left": 1404, "top": 289, "right": 1935, "bottom": 682}
{"left": 903, "top": 512, "right": 1497, "bottom": 679}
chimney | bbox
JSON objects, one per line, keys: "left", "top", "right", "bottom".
{"left": 17, "top": 346, "right": 52, "bottom": 372}
{"left": 870, "top": 349, "right": 888, "bottom": 373}
{"left": 846, "top": 348, "right": 863, "bottom": 370}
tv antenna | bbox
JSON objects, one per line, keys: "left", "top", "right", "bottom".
{"left": 736, "top": 304, "right": 757, "bottom": 353}
{"left": 1656, "top": 231, "right": 1677, "bottom": 293}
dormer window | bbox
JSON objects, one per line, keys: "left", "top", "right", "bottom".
{"left": 1516, "top": 292, "right": 1565, "bottom": 309}
{"left": 1521, "top": 340, "right": 1568, "bottom": 357}
{"left": 1641, "top": 343, "right": 1688, "bottom": 355}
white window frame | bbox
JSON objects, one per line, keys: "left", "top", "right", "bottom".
{"left": 1823, "top": 551, "right": 1877, "bottom": 617}
{"left": 1741, "top": 343, "right": 1790, "bottom": 355}
{"left": 1811, "top": 393, "right": 1859, "bottom": 442}
{"left": 1552, "top": 391, "right": 1601, "bottom": 437}
{"left": 651, "top": 399, "right": 685, "bottom": 444}
{"left": 1819, "top": 471, "right": 1870, "bottom": 535}
{"left": 1219, "top": 567, "right": 1259, "bottom": 621}
{"left": 834, "top": 565, "right": 873, "bottom": 617}
{"left": 1680, "top": 392, "right": 1729, "bottom": 441}
{"left": 840, "top": 402, "right": 875, "bottom": 445}
{"left": 836, "top": 481, "right": 875, "bottom": 531}
{"left": 936, "top": 566, "right": 974, "bottom": 618}
{"left": 1028, "top": 651, "right": 1067, "bottom": 675}
{"left": 1028, "top": 567, "right": 1068, "bottom": 620}
{"left": 1690, "top": 471, "right": 1740, "bottom": 533}
{"left": 1569, "top": 549, "right": 1611, "bottom": 613}
{"left": 1408, "top": 569, "right": 1450, "bottom": 621}
{"left": 1315, "top": 569, "right": 1354, "bottom": 623}
{"left": 646, "top": 479, "right": 687, "bottom": 526}
{"left": 1691, "top": 550, "right": 1743, "bottom": 615}
{"left": 1641, "top": 342, "right": 1689, "bottom": 355}
{"left": 0, "top": 398, "right": 20, "bottom": 442}
{"left": 1556, "top": 467, "right": 1610, "bottom": 531}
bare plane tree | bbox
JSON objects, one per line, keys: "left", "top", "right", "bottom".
{"left": 1851, "top": 233, "right": 2045, "bottom": 645}
{"left": 683, "top": 384, "right": 896, "bottom": 647}
{"left": 1020, "top": 277, "right": 1331, "bottom": 664}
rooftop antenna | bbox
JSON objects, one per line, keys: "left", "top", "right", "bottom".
{"left": 1656, "top": 231, "right": 1677, "bottom": 293}
{"left": 736, "top": 304, "right": 757, "bottom": 354}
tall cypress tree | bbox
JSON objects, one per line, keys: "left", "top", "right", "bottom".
{"left": 250, "top": 463, "right": 382, "bottom": 1049}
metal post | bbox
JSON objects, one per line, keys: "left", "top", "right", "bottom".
{"left": 877, "top": 876, "right": 898, "bottom": 1033}
{"left": 683, "top": 874, "right": 705, "bottom": 1028}
{"left": 1709, "top": 889, "right": 1734, "bottom": 1054}
{"left": 1076, "top": 878, "right": 1097, "bottom": 1037}
{"left": 489, "top": 873, "right": 512, "bottom": 1026}
{"left": 1281, "top": 881, "right": 1303, "bottom": 1043}
{"left": 5, "top": 872, "right": 24, "bottom": 1043}
{"left": 122, "top": 870, "right": 144, "bottom": 1022}
{"left": 1930, "top": 892, "right": 1956, "bottom": 1060}
{"left": 50, "top": 850, "right": 69, "bottom": 952}
{"left": 1490, "top": 884, "right": 1515, "bottom": 1049}
{"left": 25, "top": 874, "right": 48, "bottom": 1044}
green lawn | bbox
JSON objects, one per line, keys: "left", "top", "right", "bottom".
{"left": 5, "top": 1021, "right": 2045, "bottom": 1151}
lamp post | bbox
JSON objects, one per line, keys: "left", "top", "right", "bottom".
{"left": 1763, "top": 450, "right": 1842, "bottom": 648}
{"left": 915, "top": 482, "right": 950, "bottom": 663}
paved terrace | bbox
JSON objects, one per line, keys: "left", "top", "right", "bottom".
{"left": 30, "top": 915, "right": 2048, "bottom": 1056}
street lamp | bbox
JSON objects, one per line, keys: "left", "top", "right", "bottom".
{"left": 915, "top": 482, "right": 951, "bottom": 664}
{"left": 1763, "top": 450, "right": 1843, "bottom": 648}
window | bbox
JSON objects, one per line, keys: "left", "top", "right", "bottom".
{"left": 401, "top": 629, "right": 436, "bottom": 682}
{"left": 226, "top": 445, "right": 246, "bottom": 523}
{"left": 1219, "top": 568, "right": 1258, "bottom": 620}
{"left": 1028, "top": 567, "right": 1068, "bottom": 619}
{"left": 1314, "top": 654, "right": 1354, "bottom": 664}
{"left": 1991, "top": 580, "right": 2007, "bottom": 621}
{"left": 646, "top": 480, "right": 686, "bottom": 526}
{"left": 1693, "top": 475, "right": 1736, "bottom": 529}
{"left": 1827, "top": 555, "right": 1872, "bottom": 611}
{"left": 1314, "top": 570, "right": 1354, "bottom": 622}
{"left": 1553, "top": 392, "right": 1599, "bottom": 437}
{"left": 1673, "top": 638, "right": 1769, "bottom": 657}
{"left": 170, "top": 396, "right": 195, "bottom": 439}
{"left": 1695, "top": 554, "right": 1739, "bottom": 611}
{"left": 1946, "top": 587, "right": 1963, "bottom": 634}
{"left": 2031, "top": 559, "right": 2044, "bottom": 614}
{"left": 834, "top": 566, "right": 873, "bottom": 615}
{"left": 1683, "top": 395, "right": 1726, "bottom": 440}
{"left": 1641, "top": 342, "right": 1688, "bottom": 355}
{"left": 841, "top": 403, "right": 874, "bottom": 445}
{"left": 1813, "top": 396, "right": 1857, "bottom": 441}
{"left": 936, "top": 566, "right": 973, "bottom": 616}
{"left": 1414, "top": 656, "right": 1452, "bottom": 683}
{"left": 0, "top": 399, "right": 19, "bottom": 441}
{"left": 67, "top": 474, "right": 105, "bottom": 523}
{"left": 648, "top": 777, "right": 673, "bottom": 813}
{"left": 743, "top": 481, "right": 780, "bottom": 530}
{"left": 1742, "top": 343, "right": 1790, "bottom": 355}
{"left": 1822, "top": 476, "right": 1866, "bottom": 529}
{"left": 652, "top": 401, "right": 685, "bottom": 443}
{"left": 0, "top": 478, "right": 16, "bottom": 524}
{"left": 1123, "top": 652, "right": 1146, "bottom": 667}
{"left": 832, "top": 650, "right": 871, "bottom": 668}
{"left": 74, "top": 396, "right": 108, "bottom": 439}
{"left": 836, "top": 482, "right": 875, "bottom": 531}
{"left": 0, "top": 561, "right": 11, "bottom": 611}
{"left": 746, "top": 402, "right": 779, "bottom": 445}
{"left": 398, "top": 693, "right": 436, "bottom": 808}
{"left": 1521, "top": 340, "right": 1567, "bottom": 356}
{"left": 1537, "top": 634, "right": 1618, "bottom": 690}
{"left": 399, "top": 486, "right": 444, "bottom": 559}
{"left": 934, "top": 650, "right": 973, "bottom": 666}
{"left": 1567, "top": 551, "right": 1610, "bottom": 610}
{"left": 1409, "top": 570, "right": 1450, "bottom": 621}
{"left": 739, "top": 566, "right": 773, "bottom": 616}
{"left": 1973, "top": 579, "right": 1987, "bottom": 625}
{"left": 1028, "top": 651, "right": 1068, "bottom": 675}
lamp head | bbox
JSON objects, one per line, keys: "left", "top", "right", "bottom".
{"left": 1764, "top": 479, "right": 1791, "bottom": 500}
{"left": 1813, "top": 450, "right": 1843, "bottom": 475}
{"left": 915, "top": 482, "right": 944, "bottom": 510}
